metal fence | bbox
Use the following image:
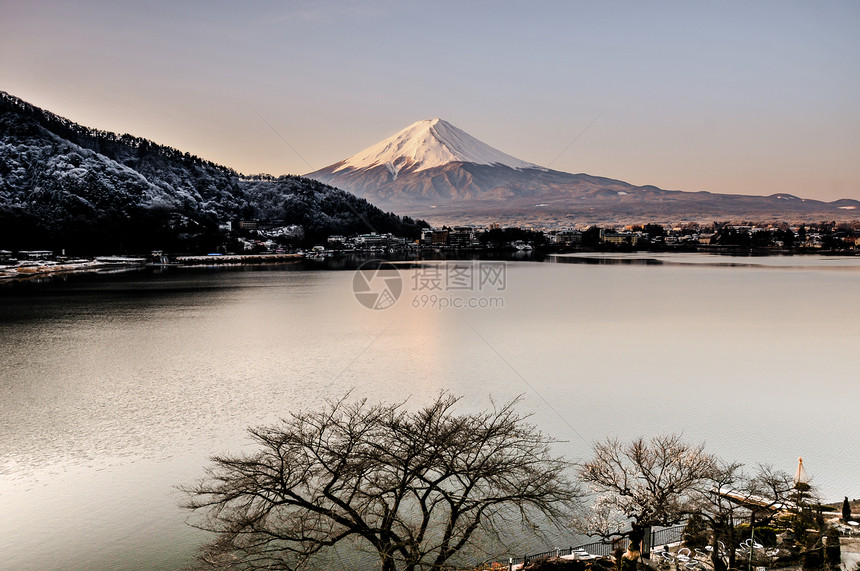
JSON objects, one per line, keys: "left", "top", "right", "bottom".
{"left": 493, "top": 524, "right": 686, "bottom": 569}
{"left": 651, "top": 525, "right": 686, "bottom": 550}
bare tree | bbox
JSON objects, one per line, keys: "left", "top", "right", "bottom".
{"left": 577, "top": 435, "right": 715, "bottom": 555}
{"left": 687, "top": 460, "right": 748, "bottom": 571}
{"left": 751, "top": 464, "right": 826, "bottom": 555}
{"left": 750, "top": 464, "right": 807, "bottom": 510}
{"left": 182, "top": 393, "right": 581, "bottom": 570}
{"left": 686, "top": 462, "right": 800, "bottom": 571}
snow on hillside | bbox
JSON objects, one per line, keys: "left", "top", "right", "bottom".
{"left": 334, "top": 118, "right": 542, "bottom": 176}
{"left": 0, "top": 91, "right": 427, "bottom": 252}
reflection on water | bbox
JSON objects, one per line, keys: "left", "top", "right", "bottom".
{"left": 1, "top": 255, "right": 859, "bottom": 569}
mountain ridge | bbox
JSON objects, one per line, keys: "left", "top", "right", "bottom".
{"left": 0, "top": 91, "right": 424, "bottom": 253}
{"left": 307, "top": 119, "right": 860, "bottom": 224}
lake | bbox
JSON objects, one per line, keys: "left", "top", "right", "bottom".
{"left": 1, "top": 253, "right": 859, "bottom": 569}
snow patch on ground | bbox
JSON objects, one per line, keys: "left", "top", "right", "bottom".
{"left": 335, "top": 119, "right": 542, "bottom": 173}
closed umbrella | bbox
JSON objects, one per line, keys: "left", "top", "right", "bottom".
{"left": 794, "top": 457, "right": 811, "bottom": 504}
{"left": 794, "top": 457, "right": 809, "bottom": 487}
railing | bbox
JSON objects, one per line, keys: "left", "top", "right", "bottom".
{"left": 491, "top": 524, "right": 686, "bottom": 569}
{"left": 651, "top": 525, "right": 685, "bottom": 550}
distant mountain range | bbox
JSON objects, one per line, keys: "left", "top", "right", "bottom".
{"left": 0, "top": 92, "right": 423, "bottom": 253}
{"left": 307, "top": 118, "right": 860, "bottom": 224}
{"left": 2, "top": 91, "right": 857, "bottom": 255}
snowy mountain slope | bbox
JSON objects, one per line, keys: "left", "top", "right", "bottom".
{"left": 333, "top": 118, "right": 540, "bottom": 176}
{"left": 307, "top": 118, "right": 860, "bottom": 223}
{"left": 0, "top": 91, "right": 423, "bottom": 252}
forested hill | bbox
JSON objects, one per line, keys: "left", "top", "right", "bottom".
{"left": 0, "top": 91, "right": 425, "bottom": 253}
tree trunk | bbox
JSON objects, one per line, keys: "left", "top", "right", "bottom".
{"left": 711, "top": 534, "right": 727, "bottom": 571}
{"left": 623, "top": 524, "right": 644, "bottom": 571}
{"left": 629, "top": 524, "right": 646, "bottom": 553}
{"left": 727, "top": 516, "right": 737, "bottom": 570}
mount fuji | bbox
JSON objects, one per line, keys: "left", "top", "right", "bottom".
{"left": 307, "top": 119, "right": 860, "bottom": 224}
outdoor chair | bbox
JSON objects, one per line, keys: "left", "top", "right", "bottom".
{"left": 684, "top": 560, "right": 699, "bottom": 569}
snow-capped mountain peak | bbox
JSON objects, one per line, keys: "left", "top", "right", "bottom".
{"left": 333, "top": 118, "right": 541, "bottom": 176}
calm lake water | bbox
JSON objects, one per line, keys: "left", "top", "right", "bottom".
{"left": 1, "top": 253, "right": 859, "bottom": 570}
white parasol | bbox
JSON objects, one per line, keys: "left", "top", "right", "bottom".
{"left": 794, "top": 457, "right": 809, "bottom": 487}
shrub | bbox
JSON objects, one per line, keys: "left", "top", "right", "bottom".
{"left": 736, "top": 524, "right": 778, "bottom": 547}
{"left": 524, "top": 557, "right": 615, "bottom": 571}
{"left": 802, "top": 547, "right": 824, "bottom": 570}
{"left": 825, "top": 528, "right": 841, "bottom": 568}
{"left": 683, "top": 515, "right": 710, "bottom": 548}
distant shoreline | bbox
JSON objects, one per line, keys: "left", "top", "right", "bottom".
{"left": 174, "top": 253, "right": 303, "bottom": 265}
{"left": 0, "top": 253, "right": 304, "bottom": 283}
{"left": 0, "top": 259, "right": 144, "bottom": 282}
{"left": 3, "top": 249, "right": 860, "bottom": 288}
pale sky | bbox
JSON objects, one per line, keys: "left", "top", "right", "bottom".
{"left": 2, "top": 0, "right": 859, "bottom": 201}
